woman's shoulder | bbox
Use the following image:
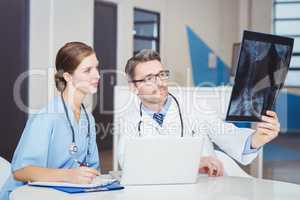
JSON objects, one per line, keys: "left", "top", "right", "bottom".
{"left": 29, "top": 96, "right": 65, "bottom": 121}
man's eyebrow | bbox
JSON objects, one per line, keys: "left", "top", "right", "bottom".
{"left": 144, "top": 71, "right": 164, "bottom": 76}
{"left": 142, "top": 73, "right": 156, "bottom": 78}
{"left": 145, "top": 73, "right": 155, "bottom": 76}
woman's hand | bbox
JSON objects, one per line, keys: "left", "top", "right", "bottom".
{"left": 65, "top": 167, "right": 100, "bottom": 184}
{"left": 199, "top": 156, "right": 224, "bottom": 177}
{"left": 13, "top": 165, "right": 100, "bottom": 183}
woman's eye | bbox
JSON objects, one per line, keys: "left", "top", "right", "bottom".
{"left": 84, "top": 68, "right": 91, "bottom": 73}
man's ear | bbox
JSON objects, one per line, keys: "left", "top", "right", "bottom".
{"left": 63, "top": 72, "right": 72, "bottom": 83}
{"left": 128, "top": 82, "right": 139, "bottom": 95}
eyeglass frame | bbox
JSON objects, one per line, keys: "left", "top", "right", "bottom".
{"left": 130, "top": 70, "right": 170, "bottom": 84}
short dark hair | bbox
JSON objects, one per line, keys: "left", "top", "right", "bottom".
{"left": 125, "top": 49, "right": 161, "bottom": 80}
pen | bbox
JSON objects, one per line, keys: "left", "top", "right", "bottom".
{"left": 75, "top": 159, "right": 89, "bottom": 167}
{"left": 101, "top": 180, "right": 119, "bottom": 187}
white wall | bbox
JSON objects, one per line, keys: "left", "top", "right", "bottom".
{"left": 238, "top": 0, "right": 273, "bottom": 36}
{"left": 250, "top": 0, "right": 273, "bottom": 33}
{"left": 29, "top": 0, "right": 52, "bottom": 111}
{"left": 29, "top": 0, "right": 94, "bottom": 112}
{"left": 163, "top": 0, "right": 240, "bottom": 86}
{"left": 107, "top": 0, "right": 241, "bottom": 86}
{"left": 29, "top": 0, "right": 275, "bottom": 109}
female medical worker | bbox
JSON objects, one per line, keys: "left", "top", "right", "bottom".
{"left": 0, "top": 42, "right": 101, "bottom": 200}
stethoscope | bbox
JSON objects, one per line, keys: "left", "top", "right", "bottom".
{"left": 138, "top": 93, "right": 184, "bottom": 137}
{"left": 60, "top": 93, "right": 91, "bottom": 166}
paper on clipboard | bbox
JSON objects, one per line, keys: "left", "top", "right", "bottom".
{"left": 28, "top": 176, "right": 117, "bottom": 188}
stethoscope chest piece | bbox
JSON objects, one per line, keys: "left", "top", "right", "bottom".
{"left": 69, "top": 142, "right": 78, "bottom": 155}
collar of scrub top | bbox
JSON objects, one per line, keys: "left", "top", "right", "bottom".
{"left": 138, "top": 93, "right": 184, "bottom": 137}
{"left": 60, "top": 93, "right": 91, "bottom": 167}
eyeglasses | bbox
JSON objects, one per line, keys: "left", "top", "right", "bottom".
{"left": 131, "top": 70, "right": 170, "bottom": 85}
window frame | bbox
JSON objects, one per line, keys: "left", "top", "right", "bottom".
{"left": 133, "top": 7, "right": 160, "bottom": 55}
{"left": 273, "top": 0, "right": 300, "bottom": 70}
{"left": 273, "top": 0, "right": 300, "bottom": 87}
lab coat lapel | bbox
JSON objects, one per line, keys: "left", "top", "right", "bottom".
{"left": 140, "top": 110, "right": 161, "bottom": 136}
{"left": 139, "top": 97, "right": 181, "bottom": 137}
{"left": 162, "top": 101, "right": 181, "bottom": 137}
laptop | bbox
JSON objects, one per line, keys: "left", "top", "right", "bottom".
{"left": 120, "top": 137, "right": 203, "bottom": 185}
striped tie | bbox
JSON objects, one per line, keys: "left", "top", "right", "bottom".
{"left": 153, "top": 113, "right": 164, "bottom": 126}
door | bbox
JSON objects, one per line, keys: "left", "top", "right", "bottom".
{"left": 93, "top": 1, "right": 117, "bottom": 155}
{"left": 0, "top": 0, "right": 29, "bottom": 161}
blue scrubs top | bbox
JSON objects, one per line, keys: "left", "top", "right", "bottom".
{"left": 0, "top": 96, "right": 100, "bottom": 200}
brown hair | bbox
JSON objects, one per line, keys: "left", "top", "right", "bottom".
{"left": 125, "top": 49, "right": 161, "bottom": 80}
{"left": 54, "top": 42, "right": 94, "bottom": 92}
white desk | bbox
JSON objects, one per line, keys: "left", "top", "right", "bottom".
{"left": 11, "top": 176, "right": 300, "bottom": 200}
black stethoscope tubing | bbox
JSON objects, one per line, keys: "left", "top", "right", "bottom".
{"left": 60, "top": 93, "right": 91, "bottom": 160}
{"left": 138, "top": 92, "right": 184, "bottom": 137}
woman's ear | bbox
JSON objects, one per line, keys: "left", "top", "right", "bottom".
{"left": 63, "top": 72, "right": 72, "bottom": 83}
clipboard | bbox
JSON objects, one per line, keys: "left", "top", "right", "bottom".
{"left": 28, "top": 179, "right": 124, "bottom": 193}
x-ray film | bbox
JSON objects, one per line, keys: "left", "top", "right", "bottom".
{"left": 226, "top": 31, "right": 294, "bottom": 122}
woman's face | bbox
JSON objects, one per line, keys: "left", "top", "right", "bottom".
{"left": 68, "top": 53, "right": 100, "bottom": 95}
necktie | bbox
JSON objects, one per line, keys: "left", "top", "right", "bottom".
{"left": 153, "top": 113, "right": 164, "bottom": 126}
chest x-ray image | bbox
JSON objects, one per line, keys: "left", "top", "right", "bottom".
{"left": 226, "top": 31, "right": 294, "bottom": 122}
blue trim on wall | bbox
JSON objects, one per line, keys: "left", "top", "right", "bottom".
{"left": 186, "top": 26, "right": 249, "bottom": 128}
{"left": 264, "top": 143, "right": 300, "bottom": 161}
{"left": 186, "top": 26, "right": 230, "bottom": 86}
{"left": 276, "top": 91, "right": 300, "bottom": 133}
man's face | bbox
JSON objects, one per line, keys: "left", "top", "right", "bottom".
{"left": 131, "top": 60, "right": 169, "bottom": 104}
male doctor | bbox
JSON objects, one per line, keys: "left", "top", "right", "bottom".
{"left": 118, "top": 49, "right": 280, "bottom": 176}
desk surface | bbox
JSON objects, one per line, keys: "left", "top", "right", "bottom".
{"left": 11, "top": 176, "right": 300, "bottom": 200}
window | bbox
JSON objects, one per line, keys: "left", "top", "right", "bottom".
{"left": 133, "top": 8, "right": 160, "bottom": 54}
{"left": 273, "top": 0, "right": 300, "bottom": 86}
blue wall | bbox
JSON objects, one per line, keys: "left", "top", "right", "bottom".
{"left": 276, "top": 91, "right": 300, "bottom": 133}
{"left": 186, "top": 26, "right": 230, "bottom": 86}
{"left": 186, "top": 26, "right": 250, "bottom": 128}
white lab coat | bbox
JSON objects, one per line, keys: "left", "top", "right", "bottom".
{"left": 117, "top": 94, "right": 258, "bottom": 168}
